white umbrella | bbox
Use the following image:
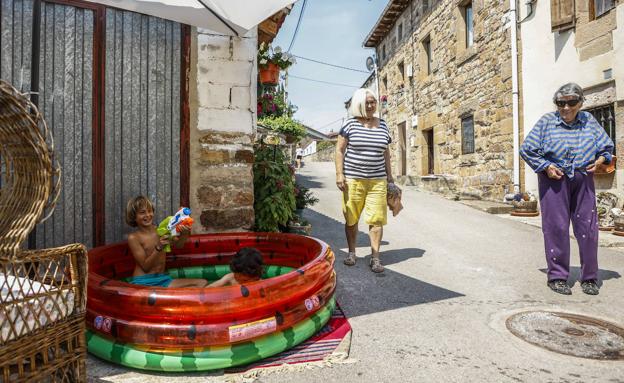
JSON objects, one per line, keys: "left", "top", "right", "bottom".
{"left": 83, "top": 0, "right": 296, "bottom": 36}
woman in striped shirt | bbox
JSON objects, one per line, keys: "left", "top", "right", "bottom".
{"left": 520, "top": 83, "right": 614, "bottom": 296}
{"left": 335, "top": 89, "right": 394, "bottom": 273}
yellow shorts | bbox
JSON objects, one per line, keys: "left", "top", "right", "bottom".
{"left": 342, "top": 179, "right": 388, "bottom": 226}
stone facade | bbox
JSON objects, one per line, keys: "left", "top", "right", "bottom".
{"left": 520, "top": 1, "right": 624, "bottom": 197}
{"left": 373, "top": 0, "right": 516, "bottom": 200}
{"left": 189, "top": 28, "right": 258, "bottom": 232}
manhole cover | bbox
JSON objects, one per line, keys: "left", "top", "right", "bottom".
{"left": 506, "top": 311, "right": 624, "bottom": 360}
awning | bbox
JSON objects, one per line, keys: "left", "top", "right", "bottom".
{"left": 83, "top": 0, "right": 296, "bottom": 36}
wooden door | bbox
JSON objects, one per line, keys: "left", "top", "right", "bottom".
{"left": 35, "top": 1, "right": 96, "bottom": 248}
{"left": 103, "top": 8, "right": 184, "bottom": 244}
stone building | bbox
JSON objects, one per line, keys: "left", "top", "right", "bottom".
{"left": 365, "top": 0, "right": 519, "bottom": 200}
{"left": 520, "top": 0, "right": 624, "bottom": 197}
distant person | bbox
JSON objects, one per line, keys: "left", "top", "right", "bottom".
{"left": 520, "top": 83, "right": 614, "bottom": 295}
{"left": 125, "top": 196, "right": 207, "bottom": 287}
{"left": 296, "top": 144, "right": 304, "bottom": 169}
{"left": 209, "top": 247, "right": 264, "bottom": 287}
{"left": 335, "top": 88, "right": 394, "bottom": 273}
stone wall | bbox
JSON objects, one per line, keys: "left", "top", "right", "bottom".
{"left": 306, "top": 147, "right": 335, "bottom": 163}
{"left": 376, "top": 0, "right": 515, "bottom": 200}
{"left": 189, "top": 28, "right": 257, "bottom": 232}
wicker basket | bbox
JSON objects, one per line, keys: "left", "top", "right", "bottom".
{"left": 0, "top": 243, "right": 87, "bottom": 382}
{"left": 0, "top": 80, "right": 61, "bottom": 261}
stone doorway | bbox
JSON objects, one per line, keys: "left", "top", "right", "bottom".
{"left": 398, "top": 121, "right": 407, "bottom": 176}
{"left": 424, "top": 129, "right": 434, "bottom": 175}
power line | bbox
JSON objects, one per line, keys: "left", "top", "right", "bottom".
{"left": 287, "top": 0, "right": 308, "bottom": 52}
{"left": 316, "top": 117, "right": 344, "bottom": 131}
{"left": 293, "top": 55, "right": 370, "bottom": 73}
{"left": 289, "top": 75, "right": 361, "bottom": 88}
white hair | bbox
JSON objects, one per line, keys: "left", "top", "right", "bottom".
{"left": 349, "top": 88, "right": 377, "bottom": 118}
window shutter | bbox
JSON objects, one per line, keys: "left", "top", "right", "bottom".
{"left": 551, "top": 0, "right": 576, "bottom": 31}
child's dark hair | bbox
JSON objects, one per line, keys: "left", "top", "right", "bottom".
{"left": 230, "top": 247, "right": 263, "bottom": 278}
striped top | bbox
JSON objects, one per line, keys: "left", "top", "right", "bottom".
{"left": 520, "top": 111, "right": 614, "bottom": 178}
{"left": 339, "top": 118, "right": 392, "bottom": 179}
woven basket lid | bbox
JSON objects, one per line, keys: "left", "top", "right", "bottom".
{"left": 0, "top": 80, "right": 60, "bottom": 260}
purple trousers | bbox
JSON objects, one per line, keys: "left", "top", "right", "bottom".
{"left": 538, "top": 171, "right": 598, "bottom": 282}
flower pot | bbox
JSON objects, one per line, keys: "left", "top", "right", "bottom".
{"left": 613, "top": 216, "right": 624, "bottom": 235}
{"left": 259, "top": 63, "right": 280, "bottom": 85}
{"left": 595, "top": 155, "right": 617, "bottom": 175}
{"left": 288, "top": 223, "right": 311, "bottom": 236}
{"left": 511, "top": 200, "right": 539, "bottom": 217}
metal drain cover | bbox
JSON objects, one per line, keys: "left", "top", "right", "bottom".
{"left": 506, "top": 311, "right": 624, "bottom": 360}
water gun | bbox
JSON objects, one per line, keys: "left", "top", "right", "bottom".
{"left": 156, "top": 207, "right": 194, "bottom": 252}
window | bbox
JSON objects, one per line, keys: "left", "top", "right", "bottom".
{"left": 590, "top": 0, "right": 615, "bottom": 19}
{"left": 586, "top": 103, "right": 616, "bottom": 154}
{"left": 423, "top": 36, "right": 432, "bottom": 75}
{"left": 397, "top": 61, "right": 405, "bottom": 82}
{"left": 464, "top": 2, "right": 474, "bottom": 48}
{"left": 382, "top": 44, "right": 387, "bottom": 61}
{"left": 398, "top": 23, "right": 403, "bottom": 43}
{"left": 461, "top": 115, "right": 475, "bottom": 154}
{"left": 550, "top": 0, "right": 575, "bottom": 31}
{"left": 382, "top": 76, "right": 388, "bottom": 90}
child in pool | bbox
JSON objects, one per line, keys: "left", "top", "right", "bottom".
{"left": 209, "top": 247, "right": 264, "bottom": 287}
{"left": 125, "top": 195, "right": 207, "bottom": 287}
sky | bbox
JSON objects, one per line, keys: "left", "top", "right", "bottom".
{"left": 271, "top": 0, "right": 388, "bottom": 134}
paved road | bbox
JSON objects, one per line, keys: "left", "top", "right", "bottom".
{"left": 88, "top": 161, "right": 624, "bottom": 382}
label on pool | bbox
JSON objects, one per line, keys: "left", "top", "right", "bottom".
{"left": 229, "top": 317, "right": 277, "bottom": 342}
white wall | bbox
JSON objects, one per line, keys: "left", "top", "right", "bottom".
{"left": 303, "top": 141, "right": 316, "bottom": 156}
{"left": 195, "top": 28, "right": 257, "bottom": 133}
{"left": 520, "top": 2, "right": 623, "bottom": 193}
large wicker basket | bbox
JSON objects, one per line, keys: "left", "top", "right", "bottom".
{"left": 0, "top": 80, "right": 60, "bottom": 261}
{"left": 0, "top": 244, "right": 88, "bottom": 382}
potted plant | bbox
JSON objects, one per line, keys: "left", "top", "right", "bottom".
{"left": 287, "top": 214, "right": 312, "bottom": 236}
{"left": 258, "top": 115, "right": 306, "bottom": 143}
{"left": 510, "top": 192, "right": 539, "bottom": 217}
{"left": 258, "top": 43, "right": 296, "bottom": 85}
{"left": 294, "top": 183, "right": 319, "bottom": 215}
{"left": 253, "top": 144, "right": 295, "bottom": 232}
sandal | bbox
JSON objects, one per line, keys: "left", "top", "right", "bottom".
{"left": 369, "top": 257, "right": 384, "bottom": 273}
{"left": 344, "top": 252, "right": 357, "bottom": 266}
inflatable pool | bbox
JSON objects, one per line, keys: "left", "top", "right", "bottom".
{"left": 86, "top": 233, "right": 336, "bottom": 371}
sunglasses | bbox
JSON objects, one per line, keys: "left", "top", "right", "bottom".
{"left": 555, "top": 99, "right": 581, "bottom": 108}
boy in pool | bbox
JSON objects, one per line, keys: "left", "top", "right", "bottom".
{"left": 125, "top": 196, "right": 207, "bottom": 287}
{"left": 209, "top": 247, "right": 264, "bottom": 287}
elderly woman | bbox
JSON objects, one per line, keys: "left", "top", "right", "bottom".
{"left": 520, "top": 83, "right": 614, "bottom": 295}
{"left": 335, "top": 89, "right": 394, "bottom": 273}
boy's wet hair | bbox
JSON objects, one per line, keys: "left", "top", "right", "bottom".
{"left": 125, "top": 195, "right": 154, "bottom": 227}
{"left": 230, "top": 247, "right": 264, "bottom": 278}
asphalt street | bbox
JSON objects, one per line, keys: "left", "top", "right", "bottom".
{"left": 88, "top": 161, "right": 624, "bottom": 383}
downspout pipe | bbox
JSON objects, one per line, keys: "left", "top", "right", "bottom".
{"left": 510, "top": 0, "right": 520, "bottom": 194}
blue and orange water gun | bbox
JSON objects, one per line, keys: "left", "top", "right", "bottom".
{"left": 156, "top": 207, "right": 194, "bottom": 252}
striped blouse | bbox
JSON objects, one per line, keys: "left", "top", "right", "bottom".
{"left": 339, "top": 118, "right": 392, "bottom": 179}
{"left": 520, "top": 111, "right": 614, "bottom": 178}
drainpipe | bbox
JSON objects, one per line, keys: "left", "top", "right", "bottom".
{"left": 510, "top": 0, "right": 520, "bottom": 194}
{"left": 374, "top": 56, "right": 381, "bottom": 118}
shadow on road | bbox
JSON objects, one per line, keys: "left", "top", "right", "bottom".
{"left": 304, "top": 208, "right": 464, "bottom": 319}
{"left": 295, "top": 171, "right": 324, "bottom": 189}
